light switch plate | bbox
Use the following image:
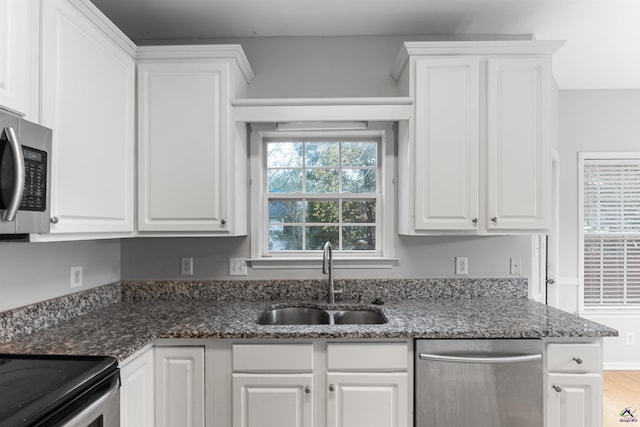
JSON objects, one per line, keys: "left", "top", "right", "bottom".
{"left": 510, "top": 257, "right": 522, "bottom": 275}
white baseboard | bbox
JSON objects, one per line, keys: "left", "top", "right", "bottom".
{"left": 604, "top": 362, "right": 640, "bottom": 370}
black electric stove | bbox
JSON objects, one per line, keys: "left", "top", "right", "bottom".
{"left": 0, "top": 354, "right": 119, "bottom": 427}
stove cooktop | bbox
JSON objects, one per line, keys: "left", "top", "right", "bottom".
{"left": 0, "top": 354, "right": 118, "bottom": 427}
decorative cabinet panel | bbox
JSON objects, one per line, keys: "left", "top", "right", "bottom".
{"left": 545, "top": 340, "right": 603, "bottom": 427}
{"left": 39, "top": 0, "right": 135, "bottom": 237}
{"left": 215, "top": 340, "right": 412, "bottom": 427}
{"left": 0, "top": 0, "right": 38, "bottom": 119}
{"left": 326, "top": 372, "right": 408, "bottom": 427}
{"left": 136, "top": 45, "right": 253, "bottom": 235}
{"left": 412, "top": 56, "right": 479, "bottom": 231}
{"left": 155, "top": 346, "right": 205, "bottom": 427}
{"left": 546, "top": 373, "right": 601, "bottom": 427}
{"left": 394, "top": 41, "right": 563, "bottom": 235}
{"left": 232, "top": 373, "right": 314, "bottom": 427}
{"left": 120, "top": 348, "right": 154, "bottom": 427}
{"left": 486, "top": 57, "right": 551, "bottom": 230}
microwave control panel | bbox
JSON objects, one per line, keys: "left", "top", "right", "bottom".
{"left": 20, "top": 146, "right": 47, "bottom": 212}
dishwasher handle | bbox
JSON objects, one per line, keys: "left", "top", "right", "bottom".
{"left": 419, "top": 352, "right": 542, "bottom": 364}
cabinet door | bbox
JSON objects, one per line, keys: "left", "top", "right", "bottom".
{"left": 486, "top": 57, "right": 551, "bottom": 230}
{"left": 326, "top": 372, "right": 408, "bottom": 427}
{"left": 0, "top": 0, "right": 37, "bottom": 118}
{"left": 413, "top": 57, "right": 480, "bottom": 231}
{"left": 232, "top": 373, "right": 313, "bottom": 427}
{"left": 137, "top": 61, "right": 230, "bottom": 232}
{"left": 546, "top": 373, "right": 601, "bottom": 427}
{"left": 120, "top": 349, "right": 154, "bottom": 427}
{"left": 40, "top": 0, "right": 135, "bottom": 235}
{"left": 155, "top": 347, "right": 205, "bottom": 427}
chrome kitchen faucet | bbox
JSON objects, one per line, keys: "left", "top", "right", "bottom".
{"left": 322, "top": 241, "right": 342, "bottom": 304}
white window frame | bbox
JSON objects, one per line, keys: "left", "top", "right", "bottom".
{"left": 578, "top": 152, "right": 640, "bottom": 313}
{"left": 249, "top": 122, "right": 396, "bottom": 269}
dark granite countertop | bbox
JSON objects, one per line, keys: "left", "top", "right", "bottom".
{"left": 0, "top": 297, "right": 618, "bottom": 362}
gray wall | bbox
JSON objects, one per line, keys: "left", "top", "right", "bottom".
{"left": 558, "top": 89, "right": 640, "bottom": 368}
{"left": 0, "top": 240, "right": 120, "bottom": 312}
{"left": 120, "top": 235, "right": 533, "bottom": 281}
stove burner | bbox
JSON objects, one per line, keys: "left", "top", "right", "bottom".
{"left": 0, "top": 354, "right": 119, "bottom": 426}
{"left": 0, "top": 367, "right": 67, "bottom": 416}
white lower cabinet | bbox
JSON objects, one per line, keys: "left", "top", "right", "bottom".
{"left": 209, "top": 340, "right": 412, "bottom": 427}
{"left": 119, "top": 348, "right": 155, "bottom": 427}
{"left": 326, "top": 372, "right": 408, "bottom": 427}
{"left": 545, "top": 340, "right": 603, "bottom": 427}
{"left": 155, "top": 346, "right": 205, "bottom": 427}
{"left": 232, "top": 373, "right": 314, "bottom": 427}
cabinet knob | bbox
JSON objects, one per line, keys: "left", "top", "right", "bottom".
{"left": 552, "top": 385, "right": 562, "bottom": 393}
{"left": 546, "top": 279, "right": 555, "bottom": 285}
{"left": 491, "top": 217, "right": 498, "bottom": 222}
{"left": 472, "top": 218, "right": 478, "bottom": 224}
{"left": 329, "top": 384, "right": 335, "bottom": 392}
{"left": 221, "top": 219, "right": 227, "bottom": 225}
{"left": 305, "top": 386, "right": 311, "bottom": 394}
{"left": 50, "top": 217, "right": 59, "bottom": 224}
{"left": 572, "top": 357, "right": 583, "bottom": 364}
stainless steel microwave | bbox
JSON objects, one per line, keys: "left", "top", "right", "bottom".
{"left": 0, "top": 109, "right": 52, "bottom": 238}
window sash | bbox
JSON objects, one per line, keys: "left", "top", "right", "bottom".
{"left": 264, "top": 138, "right": 382, "bottom": 255}
{"left": 583, "top": 158, "right": 640, "bottom": 307}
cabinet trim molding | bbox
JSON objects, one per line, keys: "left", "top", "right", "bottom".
{"left": 391, "top": 40, "right": 564, "bottom": 80}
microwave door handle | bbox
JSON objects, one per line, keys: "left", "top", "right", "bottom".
{"left": 2, "top": 127, "right": 25, "bottom": 221}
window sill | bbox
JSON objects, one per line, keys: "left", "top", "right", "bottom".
{"left": 248, "top": 257, "right": 399, "bottom": 270}
{"left": 579, "top": 308, "right": 640, "bottom": 317}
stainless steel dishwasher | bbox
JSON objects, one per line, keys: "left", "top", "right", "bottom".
{"left": 415, "top": 339, "right": 543, "bottom": 427}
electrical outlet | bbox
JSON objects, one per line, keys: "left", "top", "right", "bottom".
{"left": 180, "top": 257, "right": 193, "bottom": 276}
{"left": 627, "top": 332, "right": 635, "bottom": 345}
{"left": 455, "top": 257, "right": 468, "bottom": 275}
{"left": 229, "top": 258, "right": 248, "bottom": 276}
{"left": 70, "top": 266, "right": 83, "bottom": 288}
{"left": 510, "top": 257, "right": 522, "bottom": 275}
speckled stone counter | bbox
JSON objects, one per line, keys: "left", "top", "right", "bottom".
{"left": 0, "top": 283, "right": 617, "bottom": 362}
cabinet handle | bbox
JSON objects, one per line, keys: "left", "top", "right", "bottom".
{"left": 472, "top": 218, "right": 478, "bottom": 224}
{"left": 546, "top": 279, "right": 555, "bottom": 285}
{"left": 572, "top": 357, "right": 583, "bottom": 364}
{"left": 50, "top": 216, "right": 59, "bottom": 224}
{"left": 305, "top": 386, "right": 311, "bottom": 394}
{"left": 221, "top": 219, "right": 227, "bottom": 225}
{"left": 2, "top": 127, "right": 25, "bottom": 222}
{"left": 491, "top": 217, "right": 498, "bottom": 222}
{"left": 552, "top": 385, "right": 562, "bottom": 393}
{"left": 329, "top": 384, "right": 335, "bottom": 392}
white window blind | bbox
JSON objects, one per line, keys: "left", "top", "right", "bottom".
{"left": 583, "top": 159, "right": 640, "bottom": 306}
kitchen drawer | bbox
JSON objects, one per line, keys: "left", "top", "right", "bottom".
{"left": 327, "top": 342, "right": 408, "bottom": 371}
{"left": 546, "top": 343, "right": 601, "bottom": 372}
{"left": 232, "top": 344, "right": 313, "bottom": 372}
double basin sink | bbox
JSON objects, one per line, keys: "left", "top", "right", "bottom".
{"left": 258, "top": 306, "right": 387, "bottom": 326}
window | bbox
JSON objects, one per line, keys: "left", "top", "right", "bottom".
{"left": 249, "top": 122, "right": 395, "bottom": 267}
{"left": 580, "top": 154, "right": 640, "bottom": 308}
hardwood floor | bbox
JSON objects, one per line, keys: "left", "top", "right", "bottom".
{"left": 604, "top": 371, "right": 640, "bottom": 427}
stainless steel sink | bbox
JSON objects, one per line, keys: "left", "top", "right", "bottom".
{"left": 258, "top": 307, "right": 331, "bottom": 325}
{"left": 333, "top": 310, "right": 387, "bottom": 325}
{"left": 257, "top": 306, "right": 387, "bottom": 325}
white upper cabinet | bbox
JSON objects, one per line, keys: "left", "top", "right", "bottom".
{"left": 137, "top": 46, "right": 254, "bottom": 235}
{"left": 486, "top": 57, "right": 551, "bottom": 230}
{"left": 38, "top": 0, "right": 136, "bottom": 238}
{"left": 394, "top": 41, "right": 563, "bottom": 235}
{"left": 412, "top": 56, "right": 480, "bottom": 231}
{"left": 0, "top": 0, "right": 38, "bottom": 119}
